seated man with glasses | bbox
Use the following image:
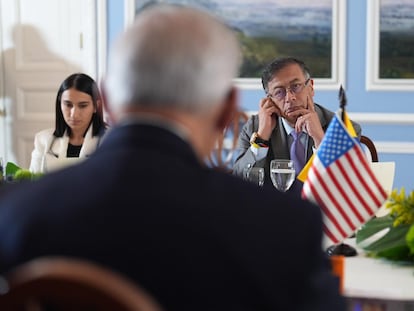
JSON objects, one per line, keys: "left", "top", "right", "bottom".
{"left": 232, "top": 57, "right": 361, "bottom": 193}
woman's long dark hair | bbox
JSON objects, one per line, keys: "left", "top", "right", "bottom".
{"left": 54, "top": 73, "right": 106, "bottom": 137}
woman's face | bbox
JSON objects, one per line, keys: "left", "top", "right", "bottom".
{"left": 60, "top": 88, "right": 96, "bottom": 134}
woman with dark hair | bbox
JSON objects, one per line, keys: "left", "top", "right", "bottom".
{"left": 29, "top": 73, "right": 107, "bottom": 173}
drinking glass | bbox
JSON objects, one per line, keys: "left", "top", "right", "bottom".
{"left": 270, "top": 159, "right": 295, "bottom": 192}
{"left": 243, "top": 166, "right": 265, "bottom": 187}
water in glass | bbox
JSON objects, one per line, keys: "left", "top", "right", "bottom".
{"left": 270, "top": 159, "right": 295, "bottom": 192}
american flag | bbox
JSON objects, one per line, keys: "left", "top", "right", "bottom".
{"left": 302, "top": 114, "right": 387, "bottom": 245}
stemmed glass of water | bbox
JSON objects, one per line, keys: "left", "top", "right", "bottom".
{"left": 270, "top": 159, "right": 295, "bottom": 192}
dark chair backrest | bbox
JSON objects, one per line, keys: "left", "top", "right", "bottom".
{"left": 207, "top": 110, "right": 249, "bottom": 173}
{"left": 0, "top": 257, "right": 163, "bottom": 311}
{"left": 360, "top": 135, "right": 378, "bottom": 162}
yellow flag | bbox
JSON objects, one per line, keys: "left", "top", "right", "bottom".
{"left": 297, "top": 111, "right": 357, "bottom": 183}
{"left": 343, "top": 111, "right": 357, "bottom": 138}
{"left": 297, "top": 154, "right": 314, "bottom": 182}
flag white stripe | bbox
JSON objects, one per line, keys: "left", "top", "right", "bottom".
{"left": 345, "top": 151, "right": 386, "bottom": 210}
{"left": 304, "top": 176, "right": 344, "bottom": 243}
{"left": 312, "top": 158, "right": 360, "bottom": 238}
{"left": 351, "top": 145, "right": 388, "bottom": 202}
{"left": 328, "top": 158, "right": 368, "bottom": 222}
{"left": 305, "top": 160, "right": 351, "bottom": 242}
{"left": 336, "top": 149, "right": 380, "bottom": 214}
{"left": 337, "top": 148, "right": 384, "bottom": 213}
{"left": 327, "top": 162, "right": 368, "bottom": 220}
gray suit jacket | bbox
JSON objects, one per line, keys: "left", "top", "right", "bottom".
{"left": 232, "top": 104, "right": 361, "bottom": 186}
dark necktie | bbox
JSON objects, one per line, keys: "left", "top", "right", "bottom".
{"left": 290, "top": 131, "right": 306, "bottom": 175}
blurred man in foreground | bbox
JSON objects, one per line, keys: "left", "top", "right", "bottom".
{"left": 0, "top": 4, "right": 345, "bottom": 311}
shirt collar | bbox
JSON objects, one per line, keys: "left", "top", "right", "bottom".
{"left": 281, "top": 118, "right": 295, "bottom": 136}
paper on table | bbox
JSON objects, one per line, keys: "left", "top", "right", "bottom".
{"left": 369, "top": 162, "right": 395, "bottom": 217}
{"left": 44, "top": 157, "right": 85, "bottom": 173}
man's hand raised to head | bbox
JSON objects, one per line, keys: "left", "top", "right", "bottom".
{"left": 257, "top": 96, "right": 281, "bottom": 141}
{"left": 293, "top": 96, "right": 325, "bottom": 148}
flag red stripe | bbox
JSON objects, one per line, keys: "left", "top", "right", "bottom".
{"left": 322, "top": 165, "right": 357, "bottom": 230}
{"left": 314, "top": 162, "right": 359, "bottom": 238}
{"left": 354, "top": 146, "right": 388, "bottom": 199}
{"left": 338, "top": 151, "right": 378, "bottom": 215}
{"left": 350, "top": 150, "right": 383, "bottom": 206}
{"left": 325, "top": 164, "right": 364, "bottom": 222}
{"left": 322, "top": 222, "right": 339, "bottom": 245}
{"left": 335, "top": 154, "right": 373, "bottom": 216}
{"left": 308, "top": 166, "right": 348, "bottom": 240}
{"left": 344, "top": 150, "right": 384, "bottom": 211}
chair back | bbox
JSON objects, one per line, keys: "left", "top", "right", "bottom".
{"left": 207, "top": 110, "right": 249, "bottom": 172}
{"left": 360, "top": 135, "right": 378, "bottom": 162}
{"left": 0, "top": 257, "right": 163, "bottom": 311}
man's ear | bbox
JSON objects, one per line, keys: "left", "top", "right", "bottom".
{"left": 216, "top": 87, "right": 238, "bottom": 132}
{"left": 308, "top": 79, "right": 315, "bottom": 97}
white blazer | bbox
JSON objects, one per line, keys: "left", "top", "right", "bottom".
{"left": 29, "top": 126, "right": 102, "bottom": 173}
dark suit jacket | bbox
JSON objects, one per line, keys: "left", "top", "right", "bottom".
{"left": 0, "top": 123, "right": 345, "bottom": 311}
{"left": 233, "top": 104, "right": 362, "bottom": 189}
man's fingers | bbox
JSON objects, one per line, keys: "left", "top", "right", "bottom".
{"left": 260, "top": 97, "right": 272, "bottom": 108}
{"left": 295, "top": 118, "right": 303, "bottom": 133}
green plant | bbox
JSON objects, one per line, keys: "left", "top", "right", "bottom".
{"left": 3, "top": 162, "right": 43, "bottom": 182}
{"left": 356, "top": 188, "right": 414, "bottom": 262}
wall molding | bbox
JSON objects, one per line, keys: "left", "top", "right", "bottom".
{"left": 348, "top": 113, "right": 414, "bottom": 125}
{"left": 376, "top": 142, "right": 414, "bottom": 154}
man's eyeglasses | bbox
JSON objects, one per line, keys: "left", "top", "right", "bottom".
{"left": 268, "top": 78, "right": 310, "bottom": 101}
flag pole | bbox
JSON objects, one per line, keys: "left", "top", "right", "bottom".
{"left": 339, "top": 85, "right": 346, "bottom": 123}
{"left": 326, "top": 85, "right": 358, "bottom": 257}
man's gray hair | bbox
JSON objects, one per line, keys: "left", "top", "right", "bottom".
{"left": 105, "top": 4, "right": 241, "bottom": 114}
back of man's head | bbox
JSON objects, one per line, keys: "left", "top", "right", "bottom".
{"left": 104, "top": 4, "right": 241, "bottom": 116}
